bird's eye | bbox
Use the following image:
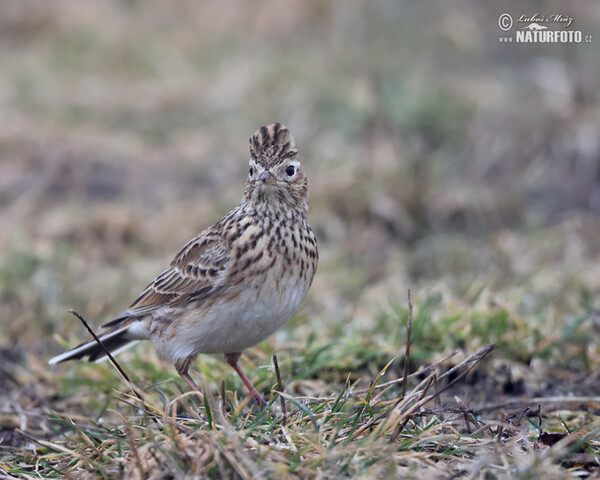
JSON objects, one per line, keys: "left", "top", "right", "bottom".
{"left": 286, "top": 165, "right": 295, "bottom": 176}
{"left": 249, "top": 166, "right": 254, "bottom": 176}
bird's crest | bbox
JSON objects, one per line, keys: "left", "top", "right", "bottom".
{"left": 249, "top": 123, "right": 298, "bottom": 168}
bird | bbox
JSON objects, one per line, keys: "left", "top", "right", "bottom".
{"left": 49, "top": 123, "right": 318, "bottom": 406}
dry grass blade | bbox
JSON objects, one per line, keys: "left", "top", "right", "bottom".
{"left": 16, "top": 428, "right": 74, "bottom": 455}
{"left": 454, "top": 396, "right": 485, "bottom": 435}
{"left": 401, "top": 288, "right": 413, "bottom": 401}
{"left": 221, "top": 379, "right": 227, "bottom": 410}
{"left": 68, "top": 310, "right": 150, "bottom": 412}
{"left": 437, "top": 344, "right": 496, "bottom": 382}
{"left": 389, "top": 374, "right": 435, "bottom": 442}
{"left": 348, "top": 370, "right": 436, "bottom": 441}
{"left": 272, "top": 354, "right": 287, "bottom": 425}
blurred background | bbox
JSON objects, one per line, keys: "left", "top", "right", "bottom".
{"left": 1, "top": 0, "right": 600, "bottom": 401}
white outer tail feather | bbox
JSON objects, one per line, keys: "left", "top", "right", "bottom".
{"left": 48, "top": 322, "right": 147, "bottom": 364}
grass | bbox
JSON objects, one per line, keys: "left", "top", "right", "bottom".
{"left": 7, "top": 339, "right": 600, "bottom": 479}
{"left": 2, "top": 1, "right": 600, "bottom": 478}
{"left": 3, "top": 282, "right": 599, "bottom": 478}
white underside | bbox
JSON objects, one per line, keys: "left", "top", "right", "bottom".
{"left": 152, "top": 268, "right": 312, "bottom": 364}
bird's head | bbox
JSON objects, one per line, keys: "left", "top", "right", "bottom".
{"left": 244, "top": 123, "right": 308, "bottom": 211}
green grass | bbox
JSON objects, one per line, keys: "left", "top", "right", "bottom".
{"left": 9, "top": 339, "right": 599, "bottom": 479}
{"left": 4, "top": 282, "right": 599, "bottom": 478}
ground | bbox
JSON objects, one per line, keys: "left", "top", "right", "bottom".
{"left": 1, "top": 1, "right": 600, "bottom": 478}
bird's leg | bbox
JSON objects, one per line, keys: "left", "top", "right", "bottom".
{"left": 175, "top": 357, "right": 203, "bottom": 397}
{"left": 225, "top": 352, "right": 267, "bottom": 409}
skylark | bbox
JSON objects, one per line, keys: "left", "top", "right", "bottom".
{"left": 49, "top": 123, "right": 318, "bottom": 405}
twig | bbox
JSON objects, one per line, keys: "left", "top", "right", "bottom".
{"left": 433, "top": 372, "right": 441, "bottom": 409}
{"left": 69, "top": 310, "right": 137, "bottom": 393}
{"left": 68, "top": 309, "right": 155, "bottom": 421}
{"left": 272, "top": 354, "right": 287, "bottom": 425}
{"left": 221, "top": 379, "right": 228, "bottom": 410}
{"left": 401, "top": 289, "right": 413, "bottom": 401}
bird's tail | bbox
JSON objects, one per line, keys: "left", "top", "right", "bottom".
{"left": 48, "top": 326, "right": 140, "bottom": 364}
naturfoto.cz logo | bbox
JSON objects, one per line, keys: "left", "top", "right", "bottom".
{"left": 498, "top": 12, "right": 592, "bottom": 44}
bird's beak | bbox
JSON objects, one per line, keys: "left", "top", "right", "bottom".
{"left": 260, "top": 170, "right": 276, "bottom": 184}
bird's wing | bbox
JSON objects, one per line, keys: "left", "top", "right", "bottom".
{"left": 101, "top": 226, "right": 232, "bottom": 329}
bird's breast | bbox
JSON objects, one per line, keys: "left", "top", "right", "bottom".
{"left": 155, "top": 219, "right": 316, "bottom": 361}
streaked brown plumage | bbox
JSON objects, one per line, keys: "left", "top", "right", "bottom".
{"left": 49, "top": 123, "right": 318, "bottom": 405}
